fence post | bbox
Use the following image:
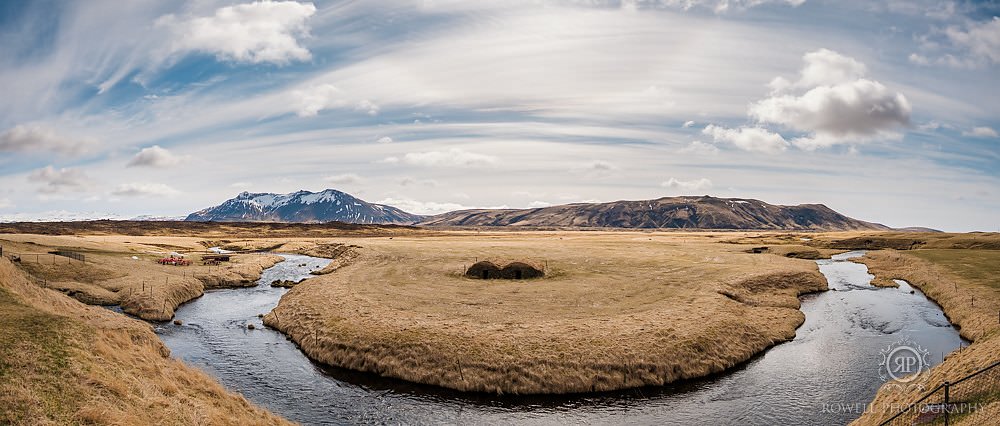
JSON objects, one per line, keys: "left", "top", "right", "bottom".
{"left": 944, "top": 381, "right": 950, "bottom": 426}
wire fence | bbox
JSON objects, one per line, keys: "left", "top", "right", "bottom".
{"left": 2, "top": 244, "right": 88, "bottom": 264}
{"left": 879, "top": 359, "right": 1000, "bottom": 425}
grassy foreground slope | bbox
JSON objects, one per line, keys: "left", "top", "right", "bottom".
{"left": 0, "top": 257, "right": 290, "bottom": 425}
{"left": 851, "top": 249, "right": 1000, "bottom": 426}
{"left": 266, "top": 232, "right": 828, "bottom": 394}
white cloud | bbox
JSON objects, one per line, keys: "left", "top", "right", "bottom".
{"left": 682, "top": 120, "right": 696, "bottom": 128}
{"left": 788, "top": 48, "right": 866, "bottom": 89}
{"left": 678, "top": 140, "right": 719, "bottom": 155}
{"left": 528, "top": 200, "right": 552, "bottom": 208}
{"left": 0, "top": 124, "right": 96, "bottom": 156}
{"left": 294, "top": 84, "right": 343, "bottom": 117}
{"left": 943, "top": 17, "right": 1000, "bottom": 65}
{"left": 110, "top": 182, "right": 180, "bottom": 197}
{"left": 27, "top": 166, "right": 93, "bottom": 194}
{"left": 748, "top": 49, "right": 910, "bottom": 149}
{"left": 911, "top": 17, "right": 1000, "bottom": 68}
{"left": 292, "top": 84, "right": 381, "bottom": 117}
{"left": 126, "top": 145, "right": 184, "bottom": 168}
{"left": 376, "top": 197, "right": 468, "bottom": 215}
{"left": 230, "top": 181, "right": 253, "bottom": 189}
{"left": 908, "top": 53, "right": 930, "bottom": 65}
{"left": 962, "top": 126, "right": 998, "bottom": 138}
{"left": 401, "top": 148, "right": 498, "bottom": 168}
{"left": 323, "top": 173, "right": 363, "bottom": 185}
{"left": 376, "top": 136, "right": 393, "bottom": 144}
{"left": 157, "top": 1, "right": 316, "bottom": 65}
{"left": 661, "top": 177, "right": 713, "bottom": 192}
{"left": 750, "top": 79, "right": 911, "bottom": 147}
{"left": 356, "top": 99, "right": 380, "bottom": 116}
{"left": 703, "top": 125, "right": 788, "bottom": 153}
{"left": 0, "top": 198, "right": 12, "bottom": 209}
{"left": 378, "top": 156, "right": 401, "bottom": 164}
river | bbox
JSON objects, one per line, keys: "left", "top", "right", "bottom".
{"left": 155, "top": 251, "right": 965, "bottom": 425}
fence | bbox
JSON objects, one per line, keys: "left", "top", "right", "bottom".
{"left": 1, "top": 245, "right": 86, "bottom": 264}
{"left": 879, "top": 359, "right": 1000, "bottom": 425}
{"left": 51, "top": 250, "right": 86, "bottom": 263}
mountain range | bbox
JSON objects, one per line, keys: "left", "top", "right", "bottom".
{"left": 186, "top": 189, "right": 888, "bottom": 231}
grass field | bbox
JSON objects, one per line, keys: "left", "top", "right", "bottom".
{"left": 7, "top": 223, "right": 993, "bottom": 418}
{"left": 851, "top": 249, "right": 1000, "bottom": 426}
{"left": 909, "top": 249, "right": 1000, "bottom": 290}
{"left": 264, "top": 231, "right": 829, "bottom": 394}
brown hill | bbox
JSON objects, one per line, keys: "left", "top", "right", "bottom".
{"left": 419, "top": 196, "right": 888, "bottom": 231}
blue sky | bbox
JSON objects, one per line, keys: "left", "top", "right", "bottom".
{"left": 0, "top": 0, "right": 998, "bottom": 231}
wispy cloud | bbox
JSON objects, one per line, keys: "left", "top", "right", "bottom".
{"left": 962, "top": 126, "right": 998, "bottom": 138}
{"left": 910, "top": 17, "right": 1000, "bottom": 68}
{"left": 400, "top": 149, "right": 498, "bottom": 168}
{"left": 661, "top": 177, "right": 713, "bottom": 192}
{"left": 376, "top": 197, "right": 468, "bottom": 215}
{"left": 111, "top": 182, "right": 180, "bottom": 197}
{"left": 323, "top": 173, "right": 363, "bottom": 185}
{"left": 0, "top": 1, "right": 997, "bottom": 231}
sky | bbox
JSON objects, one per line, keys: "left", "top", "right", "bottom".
{"left": 0, "top": 0, "right": 998, "bottom": 231}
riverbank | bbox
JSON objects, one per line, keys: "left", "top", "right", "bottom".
{"left": 1, "top": 234, "right": 282, "bottom": 321}
{"left": 0, "top": 257, "right": 290, "bottom": 425}
{"left": 851, "top": 249, "right": 1000, "bottom": 425}
{"left": 265, "top": 233, "right": 828, "bottom": 394}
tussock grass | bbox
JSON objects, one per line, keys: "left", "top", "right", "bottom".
{"left": 0, "top": 258, "right": 290, "bottom": 425}
{"left": 851, "top": 249, "right": 1000, "bottom": 426}
{"left": 265, "top": 231, "right": 827, "bottom": 394}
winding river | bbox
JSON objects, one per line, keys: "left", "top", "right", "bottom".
{"left": 156, "top": 251, "right": 965, "bottom": 425}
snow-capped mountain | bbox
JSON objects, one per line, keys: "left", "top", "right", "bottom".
{"left": 185, "top": 189, "right": 423, "bottom": 224}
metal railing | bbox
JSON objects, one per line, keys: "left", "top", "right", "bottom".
{"left": 879, "top": 359, "right": 1000, "bottom": 425}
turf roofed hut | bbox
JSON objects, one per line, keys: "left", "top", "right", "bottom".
{"left": 466, "top": 261, "right": 502, "bottom": 279}
{"left": 500, "top": 262, "right": 545, "bottom": 279}
{"left": 466, "top": 260, "right": 545, "bottom": 280}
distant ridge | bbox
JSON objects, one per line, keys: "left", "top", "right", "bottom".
{"left": 418, "top": 195, "right": 889, "bottom": 231}
{"left": 185, "top": 189, "right": 422, "bottom": 224}
{"left": 185, "top": 191, "right": 888, "bottom": 231}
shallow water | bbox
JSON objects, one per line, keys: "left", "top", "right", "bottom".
{"left": 156, "top": 251, "right": 965, "bottom": 425}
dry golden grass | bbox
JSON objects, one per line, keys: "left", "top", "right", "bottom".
{"left": 850, "top": 249, "right": 1000, "bottom": 426}
{"left": 0, "top": 257, "right": 291, "bottom": 425}
{"left": 264, "top": 231, "right": 828, "bottom": 394}
{"left": 1, "top": 235, "right": 282, "bottom": 320}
